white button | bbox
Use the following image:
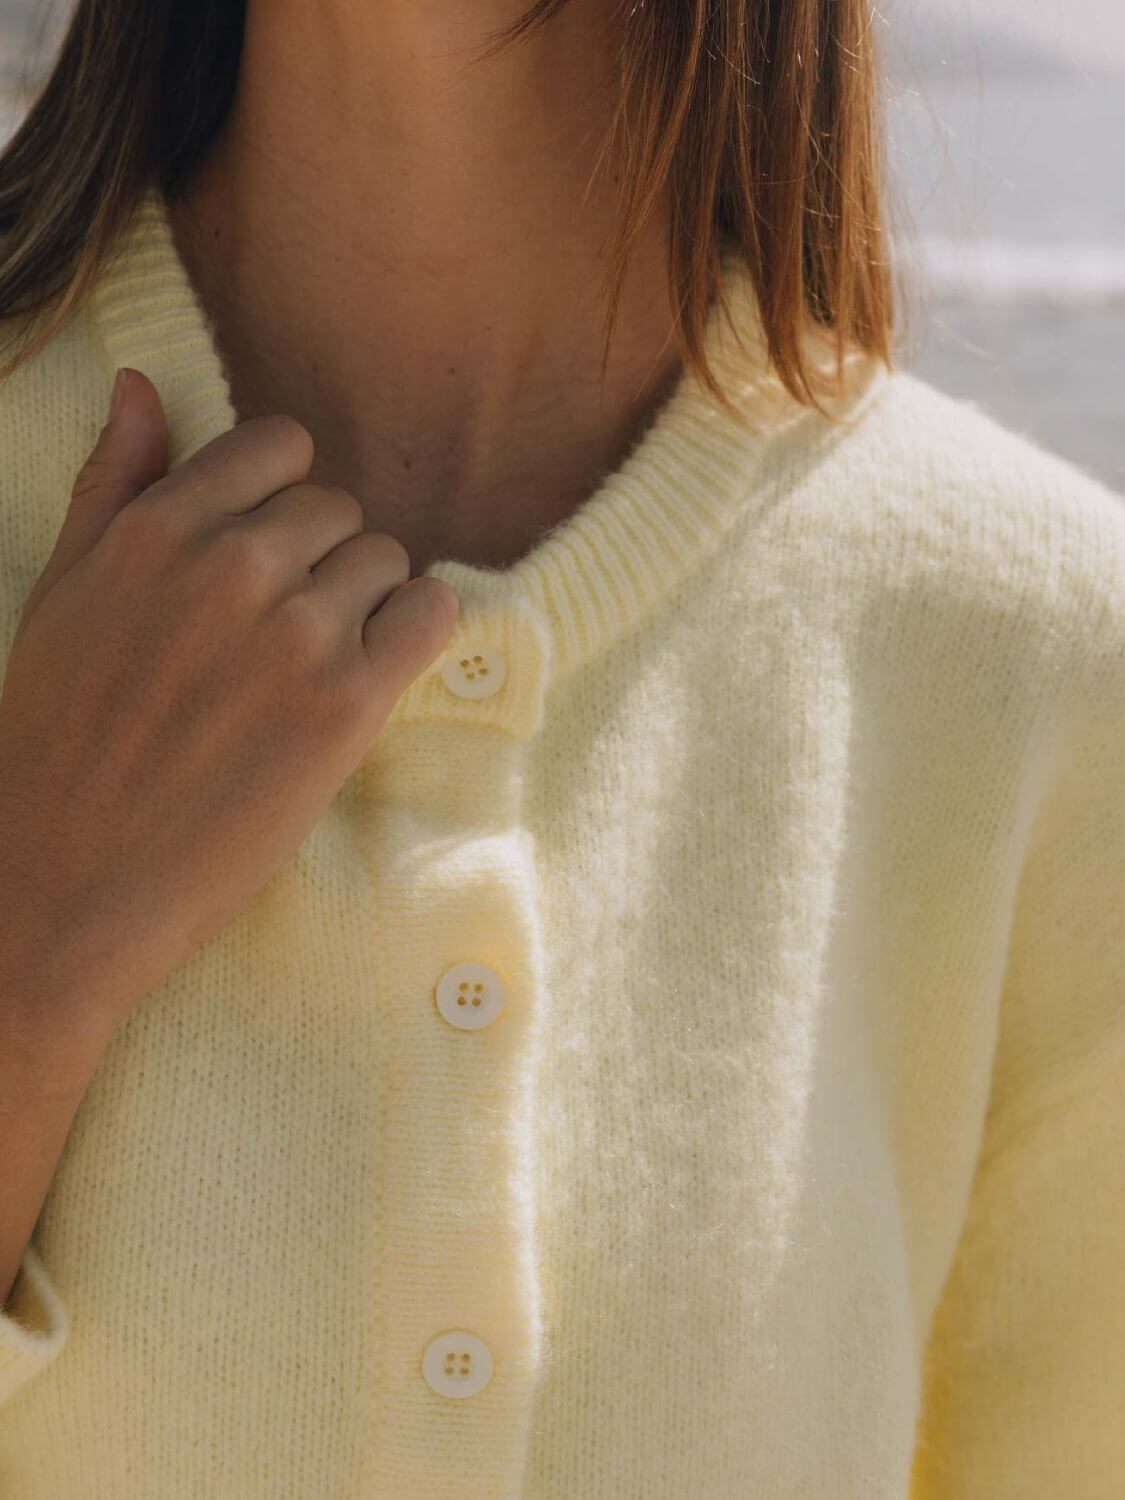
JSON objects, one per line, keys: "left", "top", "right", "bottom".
{"left": 434, "top": 961, "right": 507, "bottom": 1031}
{"left": 421, "top": 1330, "right": 494, "bottom": 1398}
{"left": 440, "top": 644, "right": 507, "bottom": 700}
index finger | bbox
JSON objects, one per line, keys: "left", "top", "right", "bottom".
{"left": 136, "top": 413, "right": 316, "bottom": 521}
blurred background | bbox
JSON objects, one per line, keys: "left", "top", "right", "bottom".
{"left": 1, "top": 0, "right": 1122, "bottom": 489}
{"left": 882, "top": 0, "right": 1124, "bottom": 489}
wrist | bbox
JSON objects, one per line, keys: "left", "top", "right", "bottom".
{"left": 0, "top": 918, "right": 128, "bottom": 1096}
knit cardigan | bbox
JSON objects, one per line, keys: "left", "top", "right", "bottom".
{"left": 0, "top": 185, "right": 1123, "bottom": 1499}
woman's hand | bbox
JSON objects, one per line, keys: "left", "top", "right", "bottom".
{"left": 0, "top": 366, "right": 459, "bottom": 1045}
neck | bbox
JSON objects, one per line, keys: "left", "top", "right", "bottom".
{"left": 165, "top": 0, "right": 683, "bottom": 575}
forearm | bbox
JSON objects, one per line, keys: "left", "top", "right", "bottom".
{"left": 0, "top": 946, "right": 119, "bottom": 1312}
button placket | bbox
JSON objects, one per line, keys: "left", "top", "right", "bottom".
{"left": 422, "top": 959, "right": 505, "bottom": 1397}
{"left": 425, "top": 640, "right": 509, "bottom": 1398}
{"left": 378, "top": 595, "right": 552, "bottom": 740}
{"left": 366, "top": 611, "right": 546, "bottom": 1482}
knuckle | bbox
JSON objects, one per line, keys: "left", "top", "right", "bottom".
{"left": 319, "top": 484, "right": 366, "bottom": 531}
{"left": 367, "top": 529, "right": 412, "bottom": 579}
{"left": 369, "top": 578, "right": 456, "bottom": 663}
{"left": 261, "top": 412, "right": 314, "bottom": 462}
{"left": 275, "top": 588, "right": 336, "bottom": 664}
{"left": 207, "top": 522, "right": 277, "bottom": 587}
{"left": 103, "top": 496, "right": 184, "bottom": 558}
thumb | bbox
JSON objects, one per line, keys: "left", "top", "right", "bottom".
{"left": 68, "top": 366, "right": 171, "bottom": 553}
{"left": 20, "top": 366, "right": 171, "bottom": 626}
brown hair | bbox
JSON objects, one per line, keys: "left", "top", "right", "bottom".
{"left": 0, "top": 0, "right": 899, "bottom": 416}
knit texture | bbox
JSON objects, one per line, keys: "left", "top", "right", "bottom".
{"left": 0, "top": 185, "right": 1123, "bottom": 1498}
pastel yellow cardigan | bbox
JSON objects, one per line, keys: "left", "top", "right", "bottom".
{"left": 1, "top": 186, "right": 1123, "bottom": 1497}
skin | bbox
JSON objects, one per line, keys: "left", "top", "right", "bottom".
{"left": 0, "top": 0, "right": 686, "bottom": 1316}
{"left": 166, "top": 0, "right": 684, "bottom": 577}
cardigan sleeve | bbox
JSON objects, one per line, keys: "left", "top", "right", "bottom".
{"left": 908, "top": 490, "right": 1125, "bottom": 1497}
{"left": 0, "top": 1244, "right": 70, "bottom": 1406}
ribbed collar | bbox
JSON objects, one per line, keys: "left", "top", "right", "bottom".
{"left": 89, "top": 184, "right": 887, "bottom": 731}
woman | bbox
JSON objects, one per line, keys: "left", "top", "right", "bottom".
{"left": 0, "top": 1, "right": 1122, "bottom": 1495}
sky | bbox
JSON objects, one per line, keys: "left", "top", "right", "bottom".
{"left": 905, "top": 0, "right": 1125, "bottom": 73}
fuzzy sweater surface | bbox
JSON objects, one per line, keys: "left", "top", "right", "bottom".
{"left": 0, "top": 186, "right": 1123, "bottom": 1499}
